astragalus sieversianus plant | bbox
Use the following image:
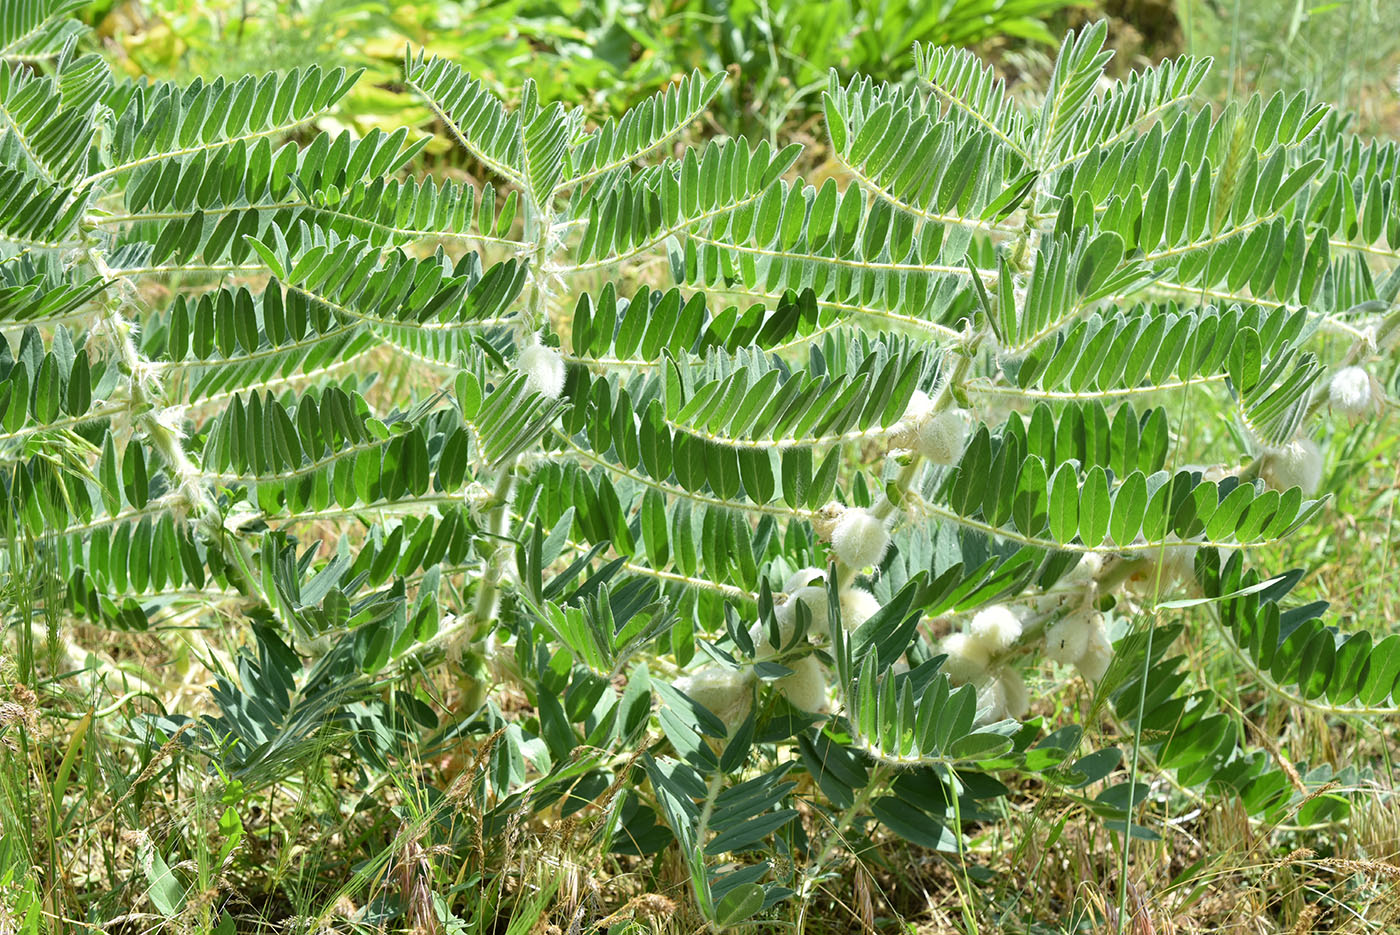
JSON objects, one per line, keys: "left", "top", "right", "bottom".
{"left": 2, "top": 1, "right": 1398, "bottom": 927}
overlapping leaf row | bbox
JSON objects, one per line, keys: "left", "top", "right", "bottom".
{"left": 0, "top": 322, "right": 105, "bottom": 445}
{"left": 1003, "top": 300, "right": 1311, "bottom": 396}
{"left": 0, "top": 0, "right": 87, "bottom": 62}
{"left": 672, "top": 175, "right": 983, "bottom": 340}
{"left": 1205, "top": 552, "right": 1400, "bottom": 711}
{"left": 0, "top": 41, "right": 114, "bottom": 186}
{"left": 823, "top": 73, "right": 1017, "bottom": 231}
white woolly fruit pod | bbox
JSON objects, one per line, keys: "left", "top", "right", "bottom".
{"left": 674, "top": 667, "right": 755, "bottom": 730}
{"left": 913, "top": 408, "right": 969, "bottom": 465}
{"left": 1327, "top": 365, "right": 1378, "bottom": 420}
{"left": 517, "top": 339, "right": 567, "bottom": 399}
{"left": 776, "top": 585, "right": 832, "bottom": 639}
{"left": 771, "top": 583, "right": 880, "bottom": 639}
{"left": 1075, "top": 620, "right": 1115, "bottom": 682}
{"left": 1260, "top": 438, "right": 1324, "bottom": 496}
{"left": 748, "top": 617, "right": 790, "bottom": 659}
{"left": 998, "top": 669, "right": 1029, "bottom": 720}
{"left": 901, "top": 389, "right": 935, "bottom": 422}
{"left": 783, "top": 566, "right": 826, "bottom": 593}
{"left": 1064, "top": 552, "right": 1103, "bottom": 587}
{"left": 838, "top": 587, "right": 881, "bottom": 632}
{"left": 968, "top": 605, "right": 1022, "bottom": 653}
{"left": 973, "top": 668, "right": 1029, "bottom": 725}
{"left": 888, "top": 390, "right": 932, "bottom": 447}
{"left": 939, "top": 631, "right": 991, "bottom": 683}
{"left": 1043, "top": 612, "right": 1095, "bottom": 665}
{"left": 776, "top": 654, "right": 829, "bottom": 713}
{"left": 1125, "top": 534, "right": 1196, "bottom": 596}
{"left": 830, "top": 507, "right": 891, "bottom": 571}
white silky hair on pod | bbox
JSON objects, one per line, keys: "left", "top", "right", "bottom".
{"left": 780, "top": 585, "right": 832, "bottom": 638}
{"left": 831, "top": 507, "right": 890, "bottom": 571}
{"left": 675, "top": 667, "right": 754, "bottom": 730}
{"left": 1075, "top": 620, "right": 1115, "bottom": 682}
{"left": 1065, "top": 552, "right": 1103, "bottom": 587}
{"left": 1261, "top": 438, "right": 1324, "bottom": 496}
{"left": 901, "top": 389, "right": 935, "bottom": 423}
{"left": 783, "top": 566, "right": 826, "bottom": 593}
{"left": 839, "top": 588, "right": 881, "bottom": 632}
{"left": 968, "top": 605, "right": 1022, "bottom": 653}
{"left": 1032, "top": 590, "right": 1071, "bottom": 616}
{"left": 998, "top": 668, "right": 1030, "bottom": 720}
{"left": 914, "top": 408, "right": 969, "bottom": 465}
{"left": 939, "top": 632, "right": 991, "bottom": 683}
{"left": 972, "top": 676, "right": 1002, "bottom": 724}
{"left": 750, "top": 613, "right": 798, "bottom": 659}
{"left": 518, "top": 342, "right": 567, "bottom": 399}
{"left": 777, "top": 654, "right": 828, "bottom": 713}
{"left": 1133, "top": 536, "right": 1195, "bottom": 592}
{"left": 1328, "top": 366, "right": 1374, "bottom": 418}
{"left": 1043, "top": 613, "right": 1095, "bottom": 664}
{"left": 973, "top": 668, "right": 1029, "bottom": 725}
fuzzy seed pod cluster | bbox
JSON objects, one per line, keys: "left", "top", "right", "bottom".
{"left": 746, "top": 567, "right": 886, "bottom": 713}
{"left": 939, "top": 605, "right": 1022, "bottom": 687}
{"left": 1029, "top": 554, "right": 1116, "bottom": 680}
{"left": 774, "top": 567, "right": 883, "bottom": 637}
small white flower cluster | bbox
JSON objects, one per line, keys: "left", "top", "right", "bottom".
{"left": 890, "top": 390, "right": 969, "bottom": 465}
{"left": 939, "top": 606, "right": 1029, "bottom": 723}
{"left": 1260, "top": 438, "right": 1324, "bottom": 496}
{"left": 517, "top": 335, "right": 567, "bottom": 399}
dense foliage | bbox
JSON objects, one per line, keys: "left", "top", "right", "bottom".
{"left": 2, "top": 0, "right": 1398, "bottom": 930}
{"left": 95, "top": 0, "right": 1083, "bottom": 137}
